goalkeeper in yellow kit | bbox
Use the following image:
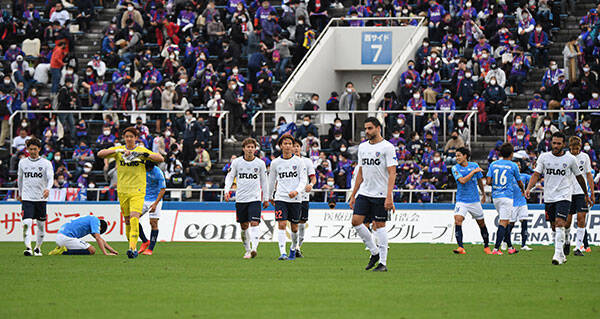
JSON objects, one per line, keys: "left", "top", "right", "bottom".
{"left": 98, "top": 127, "right": 164, "bottom": 259}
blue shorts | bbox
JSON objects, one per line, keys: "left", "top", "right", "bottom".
{"left": 353, "top": 195, "right": 388, "bottom": 222}
{"left": 300, "top": 201, "right": 309, "bottom": 222}
{"left": 274, "top": 201, "right": 301, "bottom": 223}
{"left": 22, "top": 201, "right": 47, "bottom": 221}
{"left": 570, "top": 195, "right": 588, "bottom": 214}
{"left": 545, "top": 200, "right": 570, "bottom": 222}
{"left": 236, "top": 201, "right": 261, "bottom": 223}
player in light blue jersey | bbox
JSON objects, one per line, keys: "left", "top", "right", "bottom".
{"left": 503, "top": 161, "right": 532, "bottom": 251}
{"left": 450, "top": 147, "right": 492, "bottom": 255}
{"left": 138, "top": 161, "right": 166, "bottom": 256}
{"left": 48, "top": 215, "right": 118, "bottom": 255}
{"left": 486, "top": 143, "right": 525, "bottom": 256}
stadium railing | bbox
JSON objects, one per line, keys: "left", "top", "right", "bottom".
{"left": 251, "top": 110, "right": 477, "bottom": 144}
{"left": 503, "top": 109, "right": 599, "bottom": 140}
{"left": 9, "top": 110, "right": 230, "bottom": 161}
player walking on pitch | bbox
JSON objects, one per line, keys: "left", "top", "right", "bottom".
{"left": 268, "top": 134, "right": 307, "bottom": 260}
{"left": 224, "top": 138, "right": 269, "bottom": 259}
{"left": 17, "top": 138, "right": 53, "bottom": 256}
{"left": 294, "top": 139, "right": 316, "bottom": 257}
{"left": 349, "top": 117, "right": 397, "bottom": 272}
{"left": 138, "top": 161, "right": 166, "bottom": 256}
{"left": 451, "top": 147, "right": 492, "bottom": 255}
{"left": 486, "top": 143, "right": 525, "bottom": 256}
{"left": 98, "top": 127, "right": 164, "bottom": 259}
{"left": 525, "top": 132, "right": 591, "bottom": 265}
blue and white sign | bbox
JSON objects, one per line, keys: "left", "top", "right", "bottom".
{"left": 361, "top": 31, "right": 392, "bottom": 65}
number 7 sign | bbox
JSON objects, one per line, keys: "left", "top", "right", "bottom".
{"left": 361, "top": 31, "right": 392, "bottom": 65}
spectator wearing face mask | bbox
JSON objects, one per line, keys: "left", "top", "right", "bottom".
{"left": 529, "top": 24, "right": 549, "bottom": 68}
{"left": 583, "top": 142, "right": 597, "bottom": 162}
{"left": 400, "top": 60, "right": 421, "bottom": 88}
{"left": 510, "top": 128, "right": 531, "bottom": 152}
{"left": 168, "top": 164, "right": 185, "bottom": 188}
{"left": 425, "top": 151, "right": 447, "bottom": 189}
{"left": 407, "top": 132, "right": 423, "bottom": 155}
{"left": 560, "top": 91, "right": 580, "bottom": 123}
{"left": 436, "top": 89, "right": 456, "bottom": 134}
{"left": 526, "top": 92, "right": 548, "bottom": 136}
{"left": 456, "top": 119, "right": 469, "bottom": 147}
{"left": 303, "top": 93, "right": 320, "bottom": 111}
{"left": 575, "top": 117, "right": 594, "bottom": 145}
{"left": 389, "top": 129, "right": 405, "bottom": 147}
{"left": 339, "top": 81, "right": 359, "bottom": 126}
{"left": 301, "top": 131, "right": 320, "bottom": 155}
{"left": 506, "top": 115, "right": 530, "bottom": 142}
{"left": 96, "top": 125, "right": 116, "bottom": 148}
{"left": 540, "top": 60, "right": 564, "bottom": 95}
{"left": 189, "top": 145, "right": 212, "bottom": 184}
{"left": 536, "top": 118, "right": 558, "bottom": 144}
{"left": 588, "top": 91, "right": 600, "bottom": 129}
{"left": 329, "top": 130, "right": 347, "bottom": 153}
{"left": 444, "top": 130, "right": 464, "bottom": 163}
{"left": 482, "top": 76, "right": 507, "bottom": 123}
{"left": 296, "top": 115, "right": 318, "bottom": 140}
{"left": 54, "top": 175, "right": 70, "bottom": 189}
{"left": 575, "top": 64, "right": 598, "bottom": 102}
{"left": 407, "top": 91, "right": 426, "bottom": 133}
{"left": 485, "top": 63, "right": 505, "bottom": 88}
{"left": 73, "top": 141, "right": 95, "bottom": 177}
{"left": 422, "top": 67, "right": 441, "bottom": 105}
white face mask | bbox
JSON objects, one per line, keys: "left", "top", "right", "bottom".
{"left": 458, "top": 121, "right": 464, "bottom": 128}
{"left": 335, "top": 122, "right": 342, "bottom": 128}
{"left": 584, "top": 122, "right": 591, "bottom": 128}
{"left": 55, "top": 156, "right": 61, "bottom": 161}
{"left": 312, "top": 147, "right": 319, "bottom": 151}
{"left": 89, "top": 184, "right": 95, "bottom": 188}
{"left": 550, "top": 65, "right": 557, "bottom": 70}
{"left": 165, "top": 131, "right": 171, "bottom": 137}
{"left": 50, "top": 121, "right": 56, "bottom": 126}
{"left": 84, "top": 167, "right": 92, "bottom": 173}
{"left": 515, "top": 119, "right": 522, "bottom": 124}
{"left": 447, "top": 44, "right": 453, "bottom": 49}
{"left": 536, "top": 27, "right": 542, "bottom": 32}
{"left": 271, "top": 135, "right": 278, "bottom": 140}
{"left": 233, "top": 69, "right": 238, "bottom": 74}
{"left": 393, "top": 133, "right": 400, "bottom": 138}
{"left": 127, "top": 6, "right": 133, "bottom": 11}
{"left": 423, "top": 42, "right": 429, "bottom": 47}
{"left": 584, "top": 145, "right": 591, "bottom": 151}
{"left": 593, "top": 93, "right": 599, "bottom": 99}
{"left": 431, "top": 53, "right": 438, "bottom": 58}
{"left": 426, "top": 69, "right": 433, "bottom": 74}
{"left": 21, "top": 122, "right": 27, "bottom": 127}
{"left": 231, "top": 84, "right": 237, "bottom": 89}
{"left": 335, "top": 136, "right": 342, "bottom": 141}
{"left": 4, "top": 80, "right": 11, "bottom": 85}
{"left": 413, "top": 94, "right": 420, "bottom": 99}
{"left": 303, "top": 121, "right": 310, "bottom": 126}
{"left": 517, "top": 135, "right": 524, "bottom": 140}
{"left": 346, "top": 88, "right": 352, "bottom": 93}
{"left": 397, "top": 119, "right": 404, "bottom": 125}
{"left": 490, "top": 80, "right": 497, "bottom": 85}
{"left": 406, "top": 79, "right": 413, "bottom": 85}
{"left": 327, "top": 181, "right": 334, "bottom": 186}
{"left": 433, "top": 156, "right": 441, "bottom": 162}
{"left": 340, "top": 147, "right": 347, "bottom": 152}
{"left": 544, "top": 120, "right": 551, "bottom": 126}
{"left": 312, "top": 99, "right": 318, "bottom": 104}
{"left": 498, "top": 13, "right": 504, "bottom": 18}
{"left": 583, "top": 67, "right": 590, "bottom": 72}
{"left": 214, "top": 94, "right": 221, "bottom": 100}
{"left": 568, "top": 94, "right": 574, "bottom": 99}
{"left": 482, "top": 54, "right": 488, "bottom": 59}
{"left": 466, "top": 2, "right": 471, "bottom": 7}
{"left": 103, "top": 130, "right": 110, "bottom": 136}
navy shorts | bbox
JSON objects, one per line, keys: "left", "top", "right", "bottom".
{"left": 274, "top": 201, "right": 301, "bottom": 223}
{"left": 353, "top": 195, "right": 388, "bottom": 222}
{"left": 570, "top": 195, "right": 588, "bottom": 214}
{"left": 236, "top": 201, "right": 261, "bottom": 223}
{"left": 300, "top": 201, "right": 309, "bottom": 222}
{"left": 22, "top": 201, "right": 47, "bottom": 221}
{"left": 545, "top": 200, "right": 570, "bottom": 222}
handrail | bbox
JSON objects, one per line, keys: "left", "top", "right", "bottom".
{"left": 502, "top": 109, "right": 599, "bottom": 141}
{"left": 9, "top": 110, "right": 230, "bottom": 161}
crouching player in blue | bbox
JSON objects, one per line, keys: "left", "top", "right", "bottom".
{"left": 451, "top": 147, "right": 492, "bottom": 255}
{"left": 138, "top": 161, "right": 166, "bottom": 256}
{"left": 48, "top": 216, "right": 118, "bottom": 255}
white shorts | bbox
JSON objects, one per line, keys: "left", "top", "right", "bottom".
{"left": 513, "top": 205, "right": 528, "bottom": 222}
{"left": 454, "top": 202, "right": 484, "bottom": 220}
{"left": 493, "top": 197, "right": 515, "bottom": 221}
{"left": 141, "top": 201, "right": 162, "bottom": 219}
{"left": 56, "top": 233, "right": 91, "bottom": 250}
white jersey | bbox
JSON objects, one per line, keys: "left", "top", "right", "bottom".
{"left": 17, "top": 157, "right": 54, "bottom": 201}
{"left": 357, "top": 139, "right": 398, "bottom": 198}
{"left": 567, "top": 151, "right": 592, "bottom": 195}
{"left": 268, "top": 155, "right": 307, "bottom": 203}
{"left": 223, "top": 157, "right": 268, "bottom": 203}
{"left": 300, "top": 157, "right": 315, "bottom": 201}
{"left": 534, "top": 151, "right": 581, "bottom": 203}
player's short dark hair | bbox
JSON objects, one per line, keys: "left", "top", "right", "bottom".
{"left": 552, "top": 131, "right": 566, "bottom": 142}
{"left": 499, "top": 143, "right": 514, "bottom": 158}
{"left": 364, "top": 117, "right": 381, "bottom": 128}
{"left": 26, "top": 138, "right": 42, "bottom": 149}
{"left": 456, "top": 147, "right": 470, "bottom": 159}
{"left": 123, "top": 127, "right": 139, "bottom": 137}
{"left": 278, "top": 134, "right": 295, "bottom": 146}
{"left": 145, "top": 160, "right": 155, "bottom": 171}
{"left": 99, "top": 219, "right": 108, "bottom": 234}
{"left": 293, "top": 138, "right": 302, "bottom": 146}
{"left": 242, "top": 137, "right": 258, "bottom": 148}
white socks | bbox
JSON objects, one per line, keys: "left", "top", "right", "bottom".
{"left": 249, "top": 225, "right": 260, "bottom": 251}
{"left": 241, "top": 229, "right": 250, "bottom": 253}
{"left": 375, "top": 228, "right": 389, "bottom": 266}
{"left": 354, "top": 224, "right": 379, "bottom": 255}
{"left": 23, "top": 219, "right": 33, "bottom": 249}
{"left": 277, "top": 229, "right": 286, "bottom": 255}
{"left": 291, "top": 231, "right": 298, "bottom": 251}
{"left": 298, "top": 224, "right": 305, "bottom": 248}
{"left": 576, "top": 227, "right": 585, "bottom": 250}
{"left": 555, "top": 227, "right": 565, "bottom": 257}
{"left": 36, "top": 220, "right": 44, "bottom": 249}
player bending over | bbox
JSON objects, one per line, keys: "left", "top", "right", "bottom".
{"left": 349, "top": 117, "right": 397, "bottom": 272}
{"left": 224, "top": 138, "right": 269, "bottom": 259}
{"left": 268, "top": 134, "right": 307, "bottom": 260}
{"left": 98, "top": 127, "right": 164, "bottom": 259}
{"left": 525, "top": 132, "right": 591, "bottom": 265}
{"left": 293, "top": 138, "right": 316, "bottom": 257}
{"left": 138, "top": 161, "right": 166, "bottom": 256}
{"left": 451, "top": 147, "right": 491, "bottom": 255}
{"left": 565, "top": 136, "right": 594, "bottom": 256}
{"left": 486, "top": 143, "right": 525, "bottom": 255}
{"left": 18, "top": 138, "right": 53, "bottom": 256}
{"left": 49, "top": 216, "right": 118, "bottom": 255}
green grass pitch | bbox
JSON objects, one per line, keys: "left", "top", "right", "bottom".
{"left": 1, "top": 242, "right": 598, "bottom": 318}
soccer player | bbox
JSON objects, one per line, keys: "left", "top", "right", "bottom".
{"left": 224, "top": 137, "right": 269, "bottom": 259}
{"left": 98, "top": 127, "right": 164, "bottom": 259}
{"left": 268, "top": 134, "right": 307, "bottom": 260}
{"left": 138, "top": 161, "right": 166, "bottom": 256}
{"left": 525, "top": 132, "right": 591, "bottom": 265}
{"left": 451, "top": 147, "right": 491, "bottom": 255}
{"left": 48, "top": 215, "right": 118, "bottom": 255}
{"left": 506, "top": 163, "right": 532, "bottom": 251}
{"left": 17, "top": 138, "right": 53, "bottom": 256}
{"left": 486, "top": 143, "right": 525, "bottom": 256}
{"left": 293, "top": 138, "right": 316, "bottom": 257}
{"left": 349, "top": 117, "right": 397, "bottom": 272}
{"left": 565, "top": 136, "right": 594, "bottom": 256}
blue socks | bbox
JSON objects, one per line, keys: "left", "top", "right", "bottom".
{"left": 479, "top": 226, "right": 489, "bottom": 248}
{"left": 139, "top": 224, "right": 148, "bottom": 243}
{"left": 455, "top": 225, "right": 463, "bottom": 248}
{"left": 521, "top": 221, "right": 528, "bottom": 246}
{"left": 149, "top": 229, "right": 159, "bottom": 251}
{"left": 63, "top": 249, "right": 91, "bottom": 255}
{"left": 495, "top": 225, "right": 506, "bottom": 249}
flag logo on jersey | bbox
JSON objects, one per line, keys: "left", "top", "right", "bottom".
{"left": 292, "top": 165, "right": 297, "bottom": 170}
{"left": 39, "top": 167, "right": 43, "bottom": 171}
{"left": 563, "top": 164, "right": 567, "bottom": 168}
{"left": 375, "top": 152, "right": 381, "bottom": 157}
{"left": 254, "top": 168, "right": 258, "bottom": 172}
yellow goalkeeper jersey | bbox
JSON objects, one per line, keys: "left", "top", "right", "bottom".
{"left": 106, "top": 145, "right": 157, "bottom": 194}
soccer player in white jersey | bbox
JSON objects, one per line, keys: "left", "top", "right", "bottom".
{"left": 224, "top": 138, "right": 269, "bottom": 259}
{"left": 268, "top": 134, "right": 307, "bottom": 260}
{"left": 349, "top": 117, "right": 397, "bottom": 272}
{"left": 525, "top": 132, "right": 591, "bottom": 265}
{"left": 293, "top": 139, "right": 316, "bottom": 257}
{"left": 17, "top": 138, "right": 53, "bottom": 256}
{"left": 565, "top": 136, "right": 594, "bottom": 256}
